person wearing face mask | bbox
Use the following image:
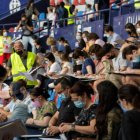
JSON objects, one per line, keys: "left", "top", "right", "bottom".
{"left": 16, "top": 14, "right": 36, "bottom": 53}
{"left": 3, "top": 81, "right": 29, "bottom": 122}
{"left": 73, "top": 49, "right": 95, "bottom": 75}
{"left": 0, "top": 29, "right": 12, "bottom": 65}
{"left": 46, "top": 77, "right": 81, "bottom": 136}
{"left": 75, "top": 32, "right": 86, "bottom": 50}
{"left": 104, "top": 25, "right": 122, "bottom": 46}
{"left": 7, "top": 40, "right": 37, "bottom": 87}
{"left": 84, "top": 4, "right": 94, "bottom": 21}
{"left": 59, "top": 81, "right": 97, "bottom": 139}
{"left": 136, "top": 20, "right": 140, "bottom": 38}
{"left": 118, "top": 84, "right": 140, "bottom": 140}
{"left": 26, "top": 87, "right": 56, "bottom": 128}
{"left": 58, "top": 37, "right": 71, "bottom": 56}
{"left": 125, "top": 23, "right": 138, "bottom": 38}
{"left": 96, "top": 80, "right": 123, "bottom": 140}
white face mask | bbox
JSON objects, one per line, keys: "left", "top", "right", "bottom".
{"left": 3, "top": 32, "right": 8, "bottom": 37}
{"left": 83, "top": 37, "right": 87, "bottom": 43}
{"left": 137, "top": 28, "right": 140, "bottom": 34}
{"left": 76, "top": 35, "right": 81, "bottom": 41}
{"left": 76, "top": 59, "right": 83, "bottom": 65}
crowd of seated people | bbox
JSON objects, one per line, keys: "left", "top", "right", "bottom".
{"left": 0, "top": 11, "right": 140, "bottom": 140}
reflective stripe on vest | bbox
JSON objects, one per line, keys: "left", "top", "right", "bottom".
{"left": 65, "top": 5, "right": 74, "bottom": 25}
{"left": 0, "top": 36, "right": 4, "bottom": 56}
{"left": 11, "top": 52, "right": 37, "bottom": 85}
{"left": 135, "top": 0, "right": 140, "bottom": 9}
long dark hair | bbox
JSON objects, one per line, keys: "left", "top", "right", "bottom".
{"left": 125, "top": 23, "right": 138, "bottom": 38}
{"left": 30, "top": 87, "right": 50, "bottom": 100}
{"left": 118, "top": 84, "right": 140, "bottom": 110}
{"left": 70, "top": 81, "right": 94, "bottom": 99}
{"left": 27, "top": 0, "right": 34, "bottom": 9}
{"left": 96, "top": 80, "right": 118, "bottom": 139}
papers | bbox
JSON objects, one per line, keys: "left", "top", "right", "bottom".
{"left": 111, "top": 71, "right": 140, "bottom": 76}
{"left": 13, "top": 66, "right": 42, "bottom": 81}
{"left": 114, "top": 39, "right": 125, "bottom": 45}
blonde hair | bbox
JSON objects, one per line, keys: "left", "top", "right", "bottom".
{"left": 46, "top": 37, "right": 56, "bottom": 46}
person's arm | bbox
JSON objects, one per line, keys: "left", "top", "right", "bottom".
{"left": 86, "top": 65, "right": 93, "bottom": 74}
{"left": 26, "top": 24, "right": 33, "bottom": 32}
{"left": 60, "top": 67, "right": 68, "bottom": 75}
{"left": 16, "top": 21, "right": 21, "bottom": 32}
{"left": 48, "top": 111, "right": 59, "bottom": 127}
{"left": 59, "top": 119, "right": 96, "bottom": 135}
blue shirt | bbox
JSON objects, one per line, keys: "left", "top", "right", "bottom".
{"left": 82, "top": 58, "right": 95, "bottom": 75}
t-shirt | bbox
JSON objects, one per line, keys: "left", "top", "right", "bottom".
{"left": 21, "top": 19, "right": 33, "bottom": 36}
{"left": 48, "top": 62, "right": 61, "bottom": 74}
{"left": 132, "top": 56, "right": 140, "bottom": 69}
{"left": 112, "top": 52, "right": 127, "bottom": 71}
{"left": 82, "top": 58, "right": 95, "bottom": 75}
{"left": 22, "top": 95, "right": 36, "bottom": 114}
{"left": 60, "top": 62, "right": 73, "bottom": 74}
{"left": 36, "top": 101, "right": 57, "bottom": 120}
{"left": 94, "top": 0, "right": 109, "bottom": 10}
{"left": 68, "top": 104, "right": 97, "bottom": 139}
{"left": 57, "top": 98, "right": 81, "bottom": 126}
{"left": 108, "top": 32, "right": 122, "bottom": 45}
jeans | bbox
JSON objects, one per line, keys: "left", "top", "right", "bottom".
{"left": 22, "top": 36, "right": 36, "bottom": 53}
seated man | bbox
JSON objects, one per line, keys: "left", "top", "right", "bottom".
{"left": 47, "top": 78, "right": 81, "bottom": 136}
{"left": 122, "top": 45, "right": 140, "bottom": 86}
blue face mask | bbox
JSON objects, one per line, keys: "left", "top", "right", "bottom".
{"left": 61, "top": 93, "right": 67, "bottom": 101}
{"left": 94, "top": 98, "right": 99, "bottom": 105}
{"left": 119, "top": 103, "right": 128, "bottom": 113}
{"left": 74, "top": 100, "right": 85, "bottom": 108}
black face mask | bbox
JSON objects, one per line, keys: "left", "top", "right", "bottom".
{"left": 16, "top": 50, "right": 23, "bottom": 55}
{"left": 126, "top": 31, "right": 131, "bottom": 35}
{"left": 15, "top": 92, "right": 24, "bottom": 101}
{"left": 109, "top": 55, "right": 115, "bottom": 59}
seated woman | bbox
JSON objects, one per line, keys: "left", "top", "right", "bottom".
{"left": 118, "top": 84, "right": 140, "bottom": 140}
{"left": 96, "top": 80, "right": 123, "bottom": 140}
{"left": 60, "top": 53, "right": 73, "bottom": 75}
{"left": 73, "top": 49, "right": 95, "bottom": 75}
{"left": 36, "top": 52, "right": 61, "bottom": 88}
{"left": 26, "top": 87, "right": 57, "bottom": 127}
{"left": 59, "top": 82, "right": 97, "bottom": 139}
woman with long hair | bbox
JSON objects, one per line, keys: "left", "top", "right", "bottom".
{"left": 125, "top": 23, "right": 138, "bottom": 38}
{"left": 118, "top": 84, "right": 140, "bottom": 140}
{"left": 96, "top": 80, "right": 122, "bottom": 140}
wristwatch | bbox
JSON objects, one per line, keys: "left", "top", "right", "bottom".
{"left": 70, "top": 123, "right": 75, "bottom": 131}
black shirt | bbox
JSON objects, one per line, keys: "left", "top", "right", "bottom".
{"left": 64, "top": 45, "right": 71, "bottom": 55}
{"left": 57, "top": 98, "right": 81, "bottom": 126}
{"left": 36, "top": 46, "right": 46, "bottom": 54}
{"left": 119, "top": 109, "right": 140, "bottom": 140}
{"left": 94, "top": 0, "right": 109, "bottom": 10}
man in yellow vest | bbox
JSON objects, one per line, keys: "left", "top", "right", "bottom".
{"left": 7, "top": 40, "right": 36, "bottom": 87}
{"left": 0, "top": 36, "right": 4, "bottom": 65}
{"left": 134, "top": 0, "right": 140, "bottom": 10}
{"left": 64, "top": 0, "right": 74, "bottom": 25}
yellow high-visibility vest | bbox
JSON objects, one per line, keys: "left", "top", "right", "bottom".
{"left": 0, "top": 36, "right": 4, "bottom": 56}
{"left": 135, "top": 0, "right": 140, "bottom": 9}
{"left": 11, "top": 52, "right": 37, "bottom": 86}
{"left": 65, "top": 5, "right": 74, "bottom": 25}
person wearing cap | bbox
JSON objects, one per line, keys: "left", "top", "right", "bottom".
{"left": 7, "top": 40, "right": 37, "bottom": 87}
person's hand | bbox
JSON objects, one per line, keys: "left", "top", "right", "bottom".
{"left": 0, "top": 112, "right": 7, "bottom": 123}
{"left": 47, "top": 126, "right": 60, "bottom": 135}
{"left": 59, "top": 123, "right": 71, "bottom": 133}
{"left": 95, "top": 12, "right": 99, "bottom": 16}
{"left": 26, "top": 118, "right": 34, "bottom": 124}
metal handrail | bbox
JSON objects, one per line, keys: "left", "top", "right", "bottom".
{"left": 0, "top": 0, "right": 41, "bottom": 19}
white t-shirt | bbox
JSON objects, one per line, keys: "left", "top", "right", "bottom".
{"left": 48, "top": 62, "right": 61, "bottom": 74}
{"left": 47, "top": 12, "right": 55, "bottom": 21}
{"left": 60, "top": 62, "right": 73, "bottom": 74}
